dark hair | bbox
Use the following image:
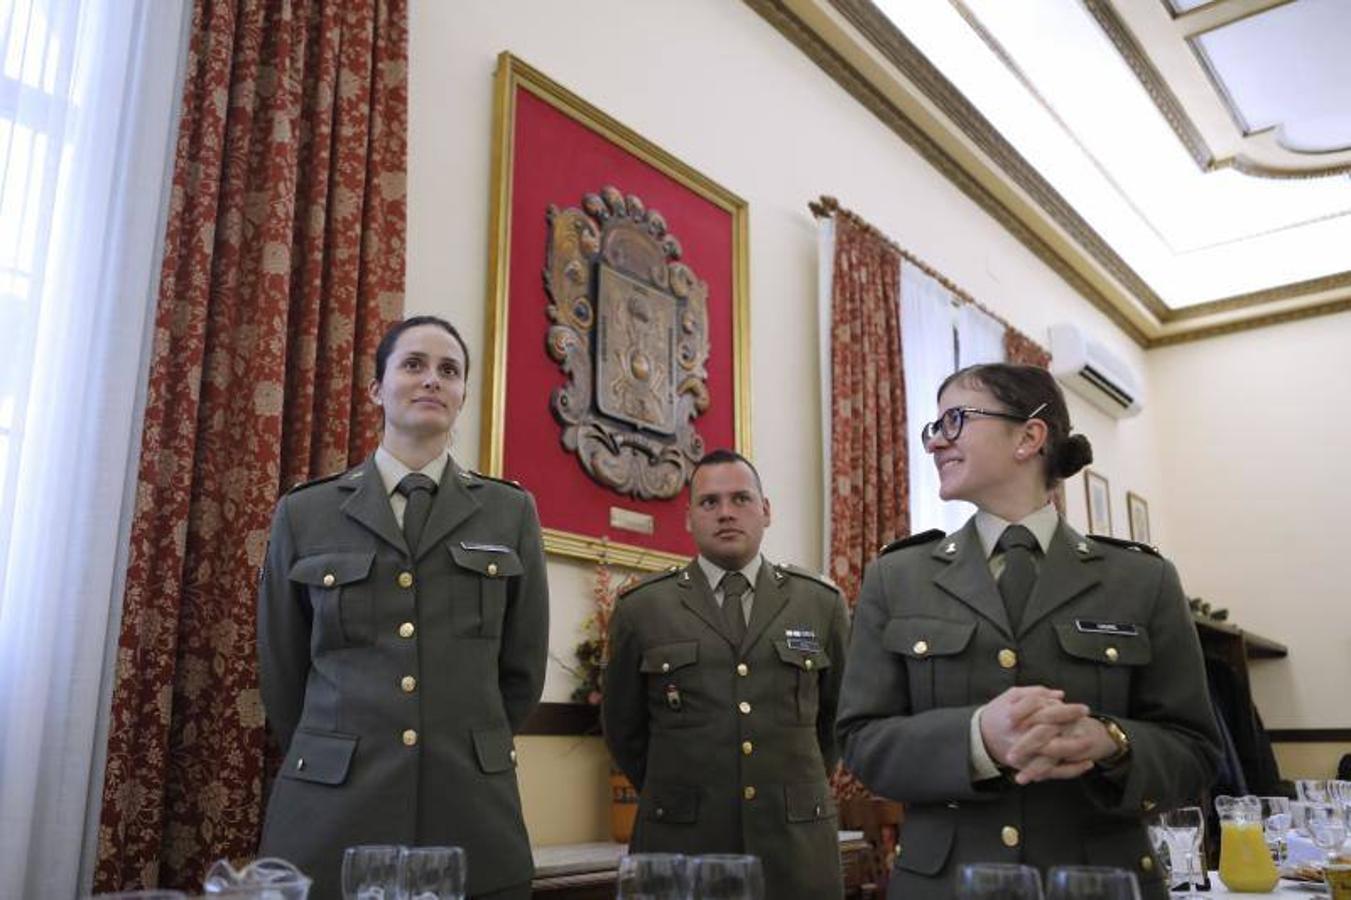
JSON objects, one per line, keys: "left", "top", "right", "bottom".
{"left": 374, "top": 315, "right": 470, "bottom": 383}
{"left": 937, "top": 363, "right": 1092, "bottom": 486}
{"left": 691, "top": 449, "right": 764, "bottom": 495}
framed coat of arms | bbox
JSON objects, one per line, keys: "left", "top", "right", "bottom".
{"left": 481, "top": 53, "right": 750, "bottom": 570}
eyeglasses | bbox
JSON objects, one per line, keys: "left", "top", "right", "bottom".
{"left": 921, "top": 402, "right": 1047, "bottom": 445}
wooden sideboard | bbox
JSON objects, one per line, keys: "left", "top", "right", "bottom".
{"left": 531, "top": 834, "right": 877, "bottom": 898}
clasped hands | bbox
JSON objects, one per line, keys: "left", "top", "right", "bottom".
{"left": 979, "top": 685, "right": 1119, "bottom": 785}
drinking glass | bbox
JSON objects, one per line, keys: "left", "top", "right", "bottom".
{"left": 1298, "top": 780, "right": 1330, "bottom": 803}
{"left": 616, "top": 853, "right": 691, "bottom": 900}
{"left": 1292, "top": 800, "right": 1313, "bottom": 837}
{"left": 1045, "top": 866, "right": 1140, "bottom": 900}
{"left": 688, "top": 854, "right": 764, "bottom": 900}
{"left": 956, "top": 862, "right": 1044, "bottom": 899}
{"left": 1307, "top": 803, "right": 1349, "bottom": 863}
{"left": 1161, "top": 806, "right": 1205, "bottom": 893}
{"left": 399, "top": 846, "right": 465, "bottom": 900}
{"left": 342, "top": 844, "right": 402, "bottom": 900}
{"left": 1146, "top": 823, "right": 1173, "bottom": 885}
{"left": 1258, "top": 796, "right": 1292, "bottom": 865}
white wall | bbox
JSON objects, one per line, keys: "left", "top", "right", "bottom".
{"left": 1149, "top": 310, "right": 1351, "bottom": 729}
{"left": 404, "top": 0, "right": 1222, "bottom": 841}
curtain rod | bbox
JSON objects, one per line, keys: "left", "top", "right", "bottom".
{"left": 811, "top": 194, "right": 1043, "bottom": 352}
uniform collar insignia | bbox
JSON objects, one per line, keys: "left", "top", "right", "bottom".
{"left": 944, "top": 542, "right": 957, "bottom": 555}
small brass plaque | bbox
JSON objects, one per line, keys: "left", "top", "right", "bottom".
{"left": 610, "top": 506, "right": 655, "bottom": 535}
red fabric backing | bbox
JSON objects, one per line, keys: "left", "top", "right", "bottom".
{"left": 501, "top": 88, "right": 738, "bottom": 557}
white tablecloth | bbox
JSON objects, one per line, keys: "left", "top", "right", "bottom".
{"left": 1207, "top": 872, "right": 1327, "bottom": 896}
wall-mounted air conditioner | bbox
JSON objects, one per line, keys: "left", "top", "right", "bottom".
{"left": 1048, "top": 323, "right": 1143, "bottom": 419}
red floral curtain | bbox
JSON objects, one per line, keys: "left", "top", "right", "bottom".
{"left": 1004, "top": 326, "right": 1051, "bottom": 369}
{"left": 827, "top": 212, "right": 911, "bottom": 607}
{"left": 94, "top": 0, "right": 407, "bottom": 889}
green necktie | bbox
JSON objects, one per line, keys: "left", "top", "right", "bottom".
{"left": 720, "top": 571, "right": 750, "bottom": 643}
{"left": 395, "top": 472, "right": 437, "bottom": 554}
{"left": 996, "top": 525, "right": 1038, "bottom": 631}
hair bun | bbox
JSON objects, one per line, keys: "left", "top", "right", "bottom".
{"left": 1055, "top": 433, "right": 1093, "bottom": 479}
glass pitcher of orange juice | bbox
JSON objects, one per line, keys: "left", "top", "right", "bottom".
{"left": 1216, "top": 795, "right": 1280, "bottom": 892}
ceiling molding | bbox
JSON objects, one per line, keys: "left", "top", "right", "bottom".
{"left": 743, "top": 0, "right": 1351, "bottom": 347}
{"left": 1108, "top": 0, "right": 1351, "bottom": 179}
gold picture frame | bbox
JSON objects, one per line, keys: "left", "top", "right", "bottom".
{"left": 1084, "top": 469, "right": 1112, "bottom": 536}
{"left": 481, "top": 52, "right": 751, "bottom": 571}
{"left": 1126, "top": 491, "right": 1151, "bottom": 545}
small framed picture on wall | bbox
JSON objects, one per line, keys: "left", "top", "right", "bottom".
{"left": 1127, "top": 491, "right": 1151, "bottom": 545}
{"left": 1084, "top": 469, "right": 1112, "bottom": 535}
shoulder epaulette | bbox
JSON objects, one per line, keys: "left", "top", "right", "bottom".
{"left": 1088, "top": 534, "right": 1161, "bottom": 557}
{"left": 775, "top": 563, "right": 841, "bottom": 594}
{"left": 618, "top": 566, "right": 682, "bottom": 598}
{"left": 285, "top": 469, "right": 349, "bottom": 494}
{"left": 878, "top": 528, "right": 946, "bottom": 557}
{"left": 463, "top": 469, "right": 525, "bottom": 491}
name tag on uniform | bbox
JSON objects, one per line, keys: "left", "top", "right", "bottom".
{"left": 460, "top": 541, "right": 511, "bottom": 553}
{"left": 1074, "top": 619, "right": 1138, "bottom": 636}
{"left": 786, "top": 628, "right": 821, "bottom": 652}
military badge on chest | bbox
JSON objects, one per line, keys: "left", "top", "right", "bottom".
{"left": 785, "top": 628, "right": 822, "bottom": 653}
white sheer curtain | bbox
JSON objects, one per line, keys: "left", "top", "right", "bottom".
{"left": 901, "top": 260, "right": 969, "bottom": 535}
{"left": 957, "top": 301, "right": 1005, "bottom": 369}
{"left": 0, "top": 2, "right": 188, "bottom": 897}
{"left": 816, "top": 216, "right": 835, "bottom": 564}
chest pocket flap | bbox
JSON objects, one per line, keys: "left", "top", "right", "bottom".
{"left": 448, "top": 543, "right": 524, "bottom": 577}
{"left": 640, "top": 640, "right": 699, "bottom": 674}
{"left": 773, "top": 640, "right": 832, "bottom": 671}
{"left": 1054, "top": 623, "right": 1151, "bottom": 666}
{"left": 882, "top": 617, "right": 976, "bottom": 658}
{"left": 288, "top": 551, "right": 374, "bottom": 587}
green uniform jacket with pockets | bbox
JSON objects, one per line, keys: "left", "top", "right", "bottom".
{"left": 602, "top": 558, "right": 851, "bottom": 900}
{"left": 257, "top": 456, "right": 548, "bottom": 899}
{"left": 836, "top": 517, "right": 1222, "bottom": 900}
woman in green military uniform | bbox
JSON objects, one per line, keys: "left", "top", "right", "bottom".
{"left": 257, "top": 316, "right": 548, "bottom": 899}
{"left": 836, "top": 363, "right": 1221, "bottom": 900}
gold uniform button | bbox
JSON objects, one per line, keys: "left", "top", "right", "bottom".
{"left": 743, "top": 786, "right": 757, "bottom": 801}
{"left": 397, "top": 571, "right": 413, "bottom": 588}
{"left": 1140, "top": 856, "right": 1154, "bottom": 872}
{"left": 399, "top": 622, "right": 415, "bottom": 638}
{"left": 1105, "top": 646, "right": 1119, "bottom": 662}
{"left": 296, "top": 757, "right": 306, "bottom": 771}
{"left": 1142, "top": 799, "right": 1157, "bottom": 812}
{"left": 1001, "top": 826, "right": 1020, "bottom": 848}
{"left": 736, "top": 663, "right": 749, "bottom": 677}
{"left": 487, "top": 562, "right": 498, "bottom": 577}
{"left": 400, "top": 676, "right": 416, "bottom": 693}
{"left": 741, "top": 741, "right": 754, "bottom": 755}
{"left": 322, "top": 573, "right": 336, "bottom": 587}
{"left": 913, "top": 640, "right": 929, "bottom": 655}
{"left": 509, "top": 749, "right": 517, "bottom": 763}
{"left": 804, "top": 658, "right": 814, "bottom": 670}
{"left": 739, "top": 701, "right": 751, "bottom": 715}
{"left": 402, "top": 729, "right": 418, "bottom": 747}
{"left": 661, "top": 662, "right": 671, "bottom": 673}
{"left": 998, "top": 649, "right": 1018, "bottom": 669}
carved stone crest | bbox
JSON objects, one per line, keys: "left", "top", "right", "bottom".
{"left": 544, "top": 186, "right": 710, "bottom": 500}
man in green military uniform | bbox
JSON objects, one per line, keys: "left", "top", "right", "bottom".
{"left": 602, "top": 449, "right": 850, "bottom": 900}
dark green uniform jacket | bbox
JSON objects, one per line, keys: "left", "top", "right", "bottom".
{"left": 602, "top": 558, "right": 851, "bottom": 900}
{"left": 257, "top": 456, "right": 548, "bottom": 899}
{"left": 837, "top": 517, "right": 1221, "bottom": 900}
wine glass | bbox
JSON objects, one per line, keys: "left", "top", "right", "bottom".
{"left": 616, "top": 853, "right": 691, "bottom": 900}
{"left": 688, "top": 854, "right": 764, "bottom": 900}
{"left": 1161, "top": 806, "right": 1205, "bottom": 893}
{"left": 1258, "top": 796, "right": 1292, "bottom": 866}
{"left": 1045, "top": 866, "right": 1140, "bottom": 900}
{"left": 1307, "top": 803, "right": 1348, "bottom": 863}
{"left": 1146, "top": 823, "right": 1173, "bottom": 886}
{"left": 342, "top": 844, "right": 403, "bottom": 900}
{"left": 399, "top": 846, "right": 465, "bottom": 900}
{"left": 1298, "top": 780, "right": 1330, "bottom": 804}
{"left": 956, "top": 863, "right": 1044, "bottom": 899}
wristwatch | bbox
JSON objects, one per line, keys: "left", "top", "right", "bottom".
{"left": 1091, "top": 715, "right": 1132, "bottom": 768}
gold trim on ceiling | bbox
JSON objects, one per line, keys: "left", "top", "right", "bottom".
{"left": 743, "top": 0, "right": 1351, "bottom": 346}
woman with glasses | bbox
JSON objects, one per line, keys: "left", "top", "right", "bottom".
{"left": 836, "top": 363, "right": 1221, "bottom": 899}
